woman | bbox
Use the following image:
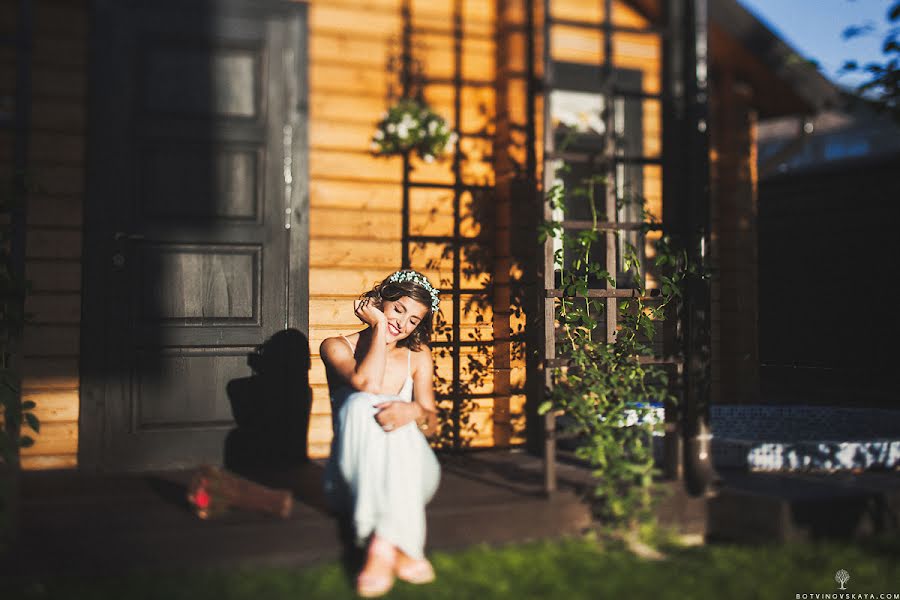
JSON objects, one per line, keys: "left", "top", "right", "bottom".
{"left": 320, "top": 269, "right": 442, "bottom": 597}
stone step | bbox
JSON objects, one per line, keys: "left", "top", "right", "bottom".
{"left": 706, "top": 468, "right": 900, "bottom": 543}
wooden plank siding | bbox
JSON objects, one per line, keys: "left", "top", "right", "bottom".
{"left": 0, "top": 0, "right": 88, "bottom": 470}
{"left": 303, "top": 0, "right": 661, "bottom": 458}
{"left": 304, "top": 0, "right": 509, "bottom": 457}
{"left": 10, "top": 0, "right": 667, "bottom": 468}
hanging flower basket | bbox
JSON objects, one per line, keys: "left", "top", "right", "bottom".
{"left": 370, "top": 97, "right": 457, "bottom": 162}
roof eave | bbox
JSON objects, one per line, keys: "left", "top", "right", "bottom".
{"left": 709, "top": 0, "right": 842, "bottom": 114}
{"left": 622, "top": 0, "right": 844, "bottom": 116}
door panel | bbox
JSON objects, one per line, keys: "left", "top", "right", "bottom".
{"left": 140, "top": 144, "right": 263, "bottom": 221}
{"left": 144, "top": 47, "right": 261, "bottom": 118}
{"left": 83, "top": 0, "right": 308, "bottom": 471}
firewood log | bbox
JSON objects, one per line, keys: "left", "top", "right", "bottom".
{"left": 187, "top": 465, "right": 293, "bottom": 519}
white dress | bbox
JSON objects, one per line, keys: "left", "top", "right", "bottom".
{"left": 322, "top": 336, "right": 441, "bottom": 560}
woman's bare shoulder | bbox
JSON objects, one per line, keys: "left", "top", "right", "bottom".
{"left": 319, "top": 335, "right": 356, "bottom": 361}
{"left": 322, "top": 332, "right": 359, "bottom": 346}
{"left": 410, "top": 343, "right": 434, "bottom": 368}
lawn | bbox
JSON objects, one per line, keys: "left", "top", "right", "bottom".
{"left": 3, "top": 530, "right": 899, "bottom": 600}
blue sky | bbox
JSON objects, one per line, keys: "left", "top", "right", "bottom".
{"left": 737, "top": 0, "right": 894, "bottom": 89}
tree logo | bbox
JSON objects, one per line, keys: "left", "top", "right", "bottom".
{"left": 835, "top": 569, "right": 850, "bottom": 590}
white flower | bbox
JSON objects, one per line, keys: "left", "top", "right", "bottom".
{"left": 371, "top": 141, "right": 381, "bottom": 151}
{"left": 374, "top": 129, "right": 384, "bottom": 140}
{"left": 397, "top": 125, "right": 408, "bottom": 139}
{"left": 427, "top": 120, "right": 437, "bottom": 134}
{"left": 387, "top": 269, "right": 440, "bottom": 313}
{"left": 386, "top": 123, "right": 396, "bottom": 133}
{"left": 423, "top": 154, "right": 434, "bottom": 163}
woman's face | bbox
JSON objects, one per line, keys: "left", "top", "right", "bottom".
{"left": 382, "top": 295, "right": 429, "bottom": 341}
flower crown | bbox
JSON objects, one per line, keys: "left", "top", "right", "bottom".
{"left": 387, "top": 269, "right": 440, "bottom": 313}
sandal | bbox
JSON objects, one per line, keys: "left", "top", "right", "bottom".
{"left": 395, "top": 556, "right": 435, "bottom": 585}
{"left": 356, "top": 535, "right": 396, "bottom": 597}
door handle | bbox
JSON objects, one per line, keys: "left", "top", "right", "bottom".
{"left": 112, "top": 232, "right": 144, "bottom": 271}
{"left": 112, "top": 252, "right": 126, "bottom": 270}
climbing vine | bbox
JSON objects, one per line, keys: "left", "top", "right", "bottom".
{"left": 537, "top": 159, "right": 699, "bottom": 528}
{"left": 1, "top": 175, "right": 37, "bottom": 543}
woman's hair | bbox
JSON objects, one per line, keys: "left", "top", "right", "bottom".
{"left": 361, "top": 271, "right": 436, "bottom": 351}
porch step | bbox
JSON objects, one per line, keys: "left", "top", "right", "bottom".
{"left": 429, "top": 488, "right": 592, "bottom": 550}
{"left": 1, "top": 451, "right": 593, "bottom": 576}
{"left": 707, "top": 468, "right": 900, "bottom": 543}
{"left": 427, "top": 450, "right": 594, "bottom": 549}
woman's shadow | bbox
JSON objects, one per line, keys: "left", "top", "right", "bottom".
{"left": 223, "top": 329, "right": 361, "bottom": 574}
{"left": 223, "top": 329, "right": 325, "bottom": 504}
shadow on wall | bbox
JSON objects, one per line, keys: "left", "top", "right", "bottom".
{"left": 225, "top": 329, "right": 312, "bottom": 475}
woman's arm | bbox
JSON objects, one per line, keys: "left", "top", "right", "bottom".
{"left": 410, "top": 348, "right": 439, "bottom": 436}
{"left": 372, "top": 346, "right": 438, "bottom": 435}
{"left": 319, "top": 298, "right": 390, "bottom": 393}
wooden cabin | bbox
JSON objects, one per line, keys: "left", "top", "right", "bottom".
{"left": 0, "top": 0, "right": 836, "bottom": 472}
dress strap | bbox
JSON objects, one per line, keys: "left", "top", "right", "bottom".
{"left": 407, "top": 347, "right": 412, "bottom": 377}
{"left": 340, "top": 335, "right": 356, "bottom": 352}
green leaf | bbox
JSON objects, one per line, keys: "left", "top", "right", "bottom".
{"left": 537, "top": 401, "right": 553, "bottom": 415}
{"left": 25, "top": 412, "right": 40, "bottom": 433}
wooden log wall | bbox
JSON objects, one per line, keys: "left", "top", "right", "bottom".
{"left": 4, "top": 0, "right": 668, "bottom": 468}
{"left": 0, "top": 0, "right": 86, "bottom": 470}
{"left": 304, "top": 0, "right": 520, "bottom": 457}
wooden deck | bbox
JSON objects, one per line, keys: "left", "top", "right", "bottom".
{"left": 1, "top": 450, "right": 596, "bottom": 576}
{"left": 6, "top": 447, "right": 892, "bottom": 578}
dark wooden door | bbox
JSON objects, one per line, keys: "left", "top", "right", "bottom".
{"left": 82, "top": 0, "right": 308, "bottom": 471}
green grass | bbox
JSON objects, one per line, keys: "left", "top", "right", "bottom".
{"left": 3, "top": 531, "right": 899, "bottom": 600}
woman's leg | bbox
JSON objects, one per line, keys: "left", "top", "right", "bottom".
{"left": 335, "top": 391, "right": 441, "bottom": 560}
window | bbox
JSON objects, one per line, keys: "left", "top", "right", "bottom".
{"left": 549, "top": 62, "right": 646, "bottom": 287}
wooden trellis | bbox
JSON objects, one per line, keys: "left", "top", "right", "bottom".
{"left": 537, "top": 0, "right": 710, "bottom": 494}
{"left": 395, "top": 0, "right": 499, "bottom": 450}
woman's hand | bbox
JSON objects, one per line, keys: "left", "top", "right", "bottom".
{"left": 354, "top": 296, "right": 387, "bottom": 328}
{"left": 373, "top": 401, "right": 419, "bottom": 432}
